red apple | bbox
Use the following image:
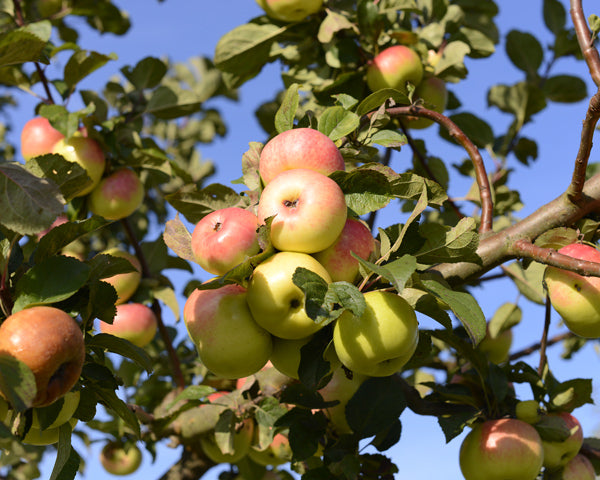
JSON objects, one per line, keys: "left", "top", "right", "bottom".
{"left": 20, "top": 117, "right": 64, "bottom": 161}
{"left": 100, "top": 441, "right": 143, "bottom": 476}
{"left": 366, "top": 45, "right": 424, "bottom": 94}
{"left": 89, "top": 168, "right": 145, "bottom": 220}
{"left": 257, "top": 168, "right": 347, "bottom": 253}
{"left": 541, "top": 411, "right": 584, "bottom": 471}
{"left": 99, "top": 303, "right": 158, "bottom": 348}
{"left": 403, "top": 76, "right": 448, "bottom": 129}
{"left": 52, "top": 135, "right": 106, "bottom": 196}
{"left": 312, "top": 218, "right": 375, "bottom": 283}
{"left": 191, "top": 207, "right": 260, "bottom": 276}
{"left": 558, "top": 454, "right": 596, "bottom": 480}
{"left": 259, "top": 128, "right": 345, "bottom": 185}
{"left": 101, "top": 248, "right": 142, "bottom": 305}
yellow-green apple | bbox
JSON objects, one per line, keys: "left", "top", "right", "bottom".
{"left": 270, "top": 335, "right": 340, "bottom": 380}
{"left": 333, "top": 291, "right": 419, "bottom": 376}
{"left": 52, "top": 135, "right": 106, "bottom": 196}
{"left": 191, "top": 207, "right": 260, "bottom": 276}
{"left": 31, "top": 390, "right": 80, "bottom": 430}
{"left": 22, "top": 417, "right": 77, "bottom": 446}
{"left": 256, "top": 0, "right": 323, "bottom": 22}
{"left": 20, "top": 116, "right": 65, "bottom": 161}
{"left": 515, "top": 400, "right": 542, "bottom": 425}
{"left": 38, "top": 0, "right": 63, "bottom": 17}
{"left": 403, "top": 76, "right": 448, "bottom": 129}
{"left": 478, "top": 325, "right": 513, "bottom": 364}
{"left": 312, "top": 218, "right": 375, "bottom": 283}
{"left": 184, "top": 284, "right": 273, "bottom": 379}
{"left": 366, "top": 45, "right": 424, "bottom": 94}
{"left": 545, "top": 243, "right": 600, "bottom": 338}
{"left": 318, "top": 367, "right": 366, "bottom": 434}
{"left": 248, "top": 432, "right": 292, "bottom": 466}
{"left": 541, "top": 411, "right": 584, "bottom": 471}
{"left": 555, "top": 454, "right": 596, "bottom": 480}
{"left": 459, "top": 418, "right": 544, "bottom": 480}
{"left": 246, "top": 251, "right": 332, "bottom": 339}
{"left": 99, "top": 303, "right": 157, "bottom": 348}
{"left": 101, "top": 248, "right": 142, "bottom": 305}
{"left": 100, "top": 441, "right": 143, "bottom": 475}
{"left": 257, "top": 169, "right": 347, "bottom": 253}
{"left": 258, "top": 128, "right": 345, "bottom": 185}
{"left": 200, "top": 417, "right": 254, "bottom": 463}
{"left": 89, "top": 168, "right": 145, "bottom": 220}
{"left": 0, "top": 306, "right": 85, "bottom": 407}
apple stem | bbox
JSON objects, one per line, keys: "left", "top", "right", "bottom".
{"left": 537, "top": 293, "right": 553, "bottom": 376}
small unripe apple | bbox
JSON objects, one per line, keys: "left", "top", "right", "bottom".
{"left": 247, "top": 432, "right": 292, "bottom": 466}
{"left": 478, "top": 326, "right": 513, "bottom": 364}
{"left": 21, "top": 116, "right": 65, "bottom": 160}
{"left": 100, "top": 441, "right": 143, "bottom": 476}
{"left": 101, "top": 248, "right": 142, "bottom": 305}
{"left": 403, "top": 76, "right": 448, "bottom": 129}
{"left": 256, "top": 0, "right": 323, "bottom": 22}
{"left": 366, "top": 45, "right": 424, "bottom": 95}
{"left": 541, "top": 411, "right": 584, "bottom": 471}
{"left": 31, "top": 390, "right": 80, "bottom": 430}
{"left": 515, "top": 400, "right": 542, "bottom": 425}
{"left": 22, "top": 417, "right": 78, "bottom": 446}
{"left": 99, "top": 303, "right": 158, "bottom": 348}
{"left": 89, "top": 168, "right": 145, "bottom": 220}
{"left": 199, "top": 417, "right": 254, "bottom": 463}
{"left": 52, "top": 136, "right": 106, "bottom": 196}
{"left": 318, "top": 367, "right": 366, "bottom": 434}
{"left": 270, "top": 335, "right": 340, "bottom": 380}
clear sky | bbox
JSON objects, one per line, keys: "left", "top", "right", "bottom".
{"left": 11, "top": 0, "right": 599, "bottom": 478}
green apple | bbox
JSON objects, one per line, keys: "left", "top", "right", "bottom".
{"left": 270, "top": 335, "right": 340, "bottom": 380}
{"left": 460, "top": 418, "right": 544, "bottom": 480}
{"left": 184, "top": 284, "right": 273, "bottom": 379}
{"left": 191, "top": 207, "right": 260, "bottom": 276}
{"left": 257, "top": 168, "right": 348, "bottom": 253}
{"left": 52, "top": 135, "right": 106, "bottom": 196}
{"left": 366, "top": 45, "right": 424, "bottom": 95}
{"left": 515, "top": 400, "right": 542, "bottom": 425}
{"left": 246, "top": 252, "right": 332, "bottom": 339}
{"left": 21, "top": 116, "right": 65, "bottom": 160}
{"left": 248, "top": 432, "right": 292, "bottom": 466}
{"left": 541, "top": 411, "right": 584, "bottom": 471}
{"left": 38, "top": 0, "right": 63, "bottom": 17}
{"left": 403, "top": 76, "right": 448, "bottom": 129}
{"left": 100, "top": 441, "right": 143, "bottom": 475}
{"left": 89, "top": 168, "right": 145, "bottom": 220}
{"left": 256, "top": 0, "right": 323, "bottom": 22}
{"left": 333, "top": 291, "right": 419, "bottom": 376}
{"left": 199, "top": 417, "right": 254, "bottom": 463}
{"left": 259, "top": 128, "right": 345, "bottom": 185}
{"left": 318, "top": 367, "right": 366, "bottom": 434}
{"left": 31, "top": 390, "right": 80, "bottom": 430}
{"left": 545, "top": 243, "right": 600, "bottom": 338}
{"left": 555, "top": 454, "right": 596, "bottom": 480}
{"left": 478, "top": 326, "right": 513, "bottom": 364}
{"left": 22, "top": 417, "right": 77, "bottom": 446}
{"left": 99, "top": 303, "right": 158, "bottom": 348}
{"left": 100, "top": 248, "right": 142, "bottom": 305}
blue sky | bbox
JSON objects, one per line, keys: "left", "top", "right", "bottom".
{"left": 12, "top": 0, "right": 599, "bottom": 478}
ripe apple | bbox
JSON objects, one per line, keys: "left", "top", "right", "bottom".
{"left": 22, "top": 417, "right": 78, "bottom": 446}
{"left": 20, "top": 116, "right": 64, "bottom": 161}
{"left": 101, "top": 248, "right": 142, "bottom": 305}
{"left": 52, "top": 135, "right": 106, "bottom": 196}
{"left": 248, "top": 432, "right": 292, "bottom": 466}
{"left": 246, "top": 251, "right": 332, "bottom": 339}
{"left": 255, "top": 0, "right": 323, "bottom": 22}
{"left": 557, "top": 454, "right": 596, "bottom": 480}
{"left": 89, "top": 168, "right": 145, "bottom": 220}
{"left": 545, "top": 243, "right": 600, "bottom": 338}
{"left": 0, "top": 306, "right": 85, "bottom": 407}
{"left": 257, "top": 168, "right": 347, "bottom": 253}
{"left": 99, "top": 303, "right": 158, "bottom": 348}
{"left": 459, "top": 418, "right": 544, "bottom": 480}
{"left": 184, "top": 284, "right": 273, "bottom": 379}
{"left": 515, "top": 400, "right": 542, "bottom": 425}
{"left": 366, "top": 45, "right": 424, "bottom": 95}
{"left": 333, "top": 290, "right": 419, "bottom": 377}
{"left": 199, "top": 417, "right": 254, "bottom": 463}
{"left": 100, "top": 441, "right": 143, "bottom": 476}
{"left": 312, "top": 218, "right": 376, "bottom": 283}
{"left": 191, "top": 207, "right": 260, "bottom": 276}
{"left": 270, "top": 335, "right": 340, "bottom": 380}
{"left": 403, "top": 76, "right": 448, "bottom": 129}
{"left": 478, "top": 326, "right": 513, "bottom": 364}
{"left": 318, "top": 367, "right": 366, "bottom": 434}
{"left": 258, "top": 128, "right": 345, "bottom": 185}
{"left": 31, "top": 390, "right": 80, "bottom": 430}
{"left": 541, "top": 411, "right": 584, "bottom": 471}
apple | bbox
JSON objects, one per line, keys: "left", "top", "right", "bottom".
{"left": 52, "top": 135, "right": 106, "bottom": 196}
{"left": 246, "top": 251, "right": 332, "bottom": 339}
{"left": 191, "top": 207, "right": 260, "bottom": 276}
{"left": 20, "top": 116, "right": 64, "bottom": 161}
{"left": 258, "top": 128, "right": 345, "bottom": 185}
{"left": 99, "top": 303, "right": 158, "bottom": 348}
{"left": 318, "top": 367, "right": 367, "bottom": 434}
{"left": 545, "top": 243, "right": 600, "bottom": 338}
{"left": 38, "top": 0, "right": 63, "bottom": 17}
{"left": 257, "top": 168, "right": 347, "bottom": 253}
{"left": 89, "top": 168, "right": 145, "bottom": 220}
{"left": 199, "top": 417, "right": 254, "bottom": 463}
{"left": 333, "top": 290, "right": 419, "bottom": 377}
{"left": 101, "top": 248, "right": 142, "bottom": 305}
{"left": 541, "top": 411, "right": 584, "bottom": 471}
{"left": 515, "top": 400, "right": 542, "bottom": 425}
{"left": 557, "top": 454, "right": 596, "bottom": 480}
{"left": 366, "top": 45, "right": 424, "bottom": 95}
{"left": 478, "top": 326, "right": 513, "bottom": 364}
{"left": 270, "top": 335, "right": 340, "bottom": 380}
{"left": 459, "top": 418, "right": 544, "bottom": 480}
{"left": 100, "top": 441, "right": 143, "bottom": 476}
{"left": 255, "top": 0, "right": 323, "bottom": 22}
{"left": 0, "top": 306, "right": 85, "bottom": 407}
{"left": 22, "top": 417, "right": 78, "bottom": 446}
{"left": 36, "top": 213, "right": 68, "bottom": 240}
{"left": 184, "top": 284, "right": 273, "bottom": 379}
{"left": 312, "top": 218, "right": 376, "bottom": 283}
{"left": 248, "top": 432, "right": 292, "bottom": 466}
{"left": 403, "top": 76, "right": 448, "bottom": 129}
{"left": 31, "top": 390, "right": 80, "bottom": 430}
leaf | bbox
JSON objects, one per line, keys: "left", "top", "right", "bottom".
{"left": 164, "top": 183, "right": 243, "bottom": 224}
{"left": 356, "top": 88, "right": 410, "bottom": 116}
{"left": 298, "top": 330, "right": 337, "bottom": 390}
{"left": 318, "top": 106, "right": 360, "bottom": 141}
{"left": 292, "top": 267, "right": 331, "bottom": 324}
{"left": 548, "top": 378, "right": 594, "bottom": 411}
{"left": 49, "top": 428, "right": 79, "bottom": 480}
{"left": 542, "top": 75, "right": 587, "bottom": 103}
{"left": 440, "top": 112, "right": 494, "bottom": 148}
{"left": 146, "top": 86, "right": 202, "bottom": 119}
{"left": 64, "top": 50, "right": 117, "bottom": 93}
{"left": 543, "top": 0, "right": 566, "bottom": 34}
{"left": 88, "top": 334, "right": 153, "bottom": 374}
{"left": 329, "top": 166, "right": 393, "bottom": 215}
{"left": 275, "top": 83, "right": 299, "bottom": 134}
{"left": 416, "top": 217, "right": 481, "bottom": 264}
{"left": 488, "top": 303, "right": 522, "bottom": 338}
{"left": 505, "top": 261, "right": 546, "bottom": 305}
{"left": 168, "top": 385, "right": 216, "bottom": 408}
{"left": 534, "top": 414, "right": 571, "bottom": 442}
{"left": 163, "top": 214, "right": 195, "bottom": 263}
{"left": 94, "top": 388, "right": 140, "bottom": 437}
{"left": 318, "top": 10, "right": 355, "bottom": 43}
{"left": 0, "top": 355, "right": 36, "bottom": 411}
{"left": 354, "top": 254, "right": 417, "bottom": 293}
{"left": 239, "top": 141, "right": 263, "bottom": 191}
{"left": 25, "top": 153, "right": 91, "bottom": 201}
{"left": 120, "top": 56, "right": 167, "bottom": 90}
{"left": 0, "top": 21, "right": 51, "bottom": 67}
{"left": 390, "top": 172, "right": 447, "bottom": 206}
{"left": 505, "top": 30, "right": 543, "bottom": 77}
{"left": 369, "top": 129, "right": 407, "bottom": 148}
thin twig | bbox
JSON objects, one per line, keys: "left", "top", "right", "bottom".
{"left": 537, "top": 294, "right": 552, "bottom": 376}
{"left": 509, "top": 332, "right": 573, "bottom": 362}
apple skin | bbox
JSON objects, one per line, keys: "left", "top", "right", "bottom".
{"left": 246, "top": 251, "right": 332, "bottom": 339}
{"left": 403, "top": 76, "right": 448, "bottom": 129}
{"left": 100, "top": 441, "right": 143, "bottom": 476}
{"left": 52, "top": 136, "right": 106, "bottom": 196}
{"left": 270, "top": 335, "right": 340, "bottom": 380}
{"left": 89, "top": 168, "right": 145, "bottom": 220}
{"left": 191, "top": 207, "right": 260, "bottom": 276}
{"left": 248, "top": 432, "right": 292, "bottom": 466}
{"left": 460, "top": 418, "right": 544, "bottom": 480}
{"left": 541, "top": 412, "right": 584, "bottom": 471}
{"left": 38, "top": 0, "right": 63, "bottom": 17}
{"left": 478, "top": 327, "right": 513, "bottom": 364}
{"left": 318, "top": 367, "right": 366, "bottom": 434}
{"left": 515, "top": 400, "right": 542, "bottom": 425}
{"left": 556, "top": 454, "right": 596, "bottom": 480}
{"left": 545, "top": 243, "right": 600, "bottom": 338}
{"left": 101, "top": 248, "right": 142, "bottom": 305}
{"left": 199, "top": 417, "right": 254, "bottom": 463}
{"left": 366, "top": 45, "right": 424, "bottom": 95}
{"left": 22, "top": 417, "right": 77, "bottom": 446}
{"left": 312, "top": 218, "right": 376, "bottom": 283}
{"left": 256, "top": 0, "right": 323, "bottom": 22}
{"left": 20, "top": 116, "right": 65, "bottom": 161}
{"left": 257, "top": 168, "right": 348, "bottom": 253}
{"left": 0, "top": 306, "right": 85, "bottom": 407}
{"left": 184, "top": 284, "right": 273, "bottom": 379}
{"left": 259, "top": 128, "right": 345, "bottom": 185}
{"left": 333, "top": 291, "right": 419, "bottom": 377}
{"left": 99, "top": 303, "right": 158, "bottom": 348}
{"left": 31, "top": 390, "right": 80, "bottom": 430}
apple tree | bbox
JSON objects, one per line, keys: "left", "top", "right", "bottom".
{"left": 0, "top": 0, "right": 600, "bottom": 479}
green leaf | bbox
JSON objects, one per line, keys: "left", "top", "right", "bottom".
{"left": 329, "top": 166, "right": 393, "bottom": 215}
{"left": 440, "top": 112, "right": 494, "bottom": 148}
{"left": 168, "top": 385, "right": 216, "bottom": 408}
{"left": 504, "top": 261, "right": 546, "bottom": 305}
{"left": 275, "top": 83, "right": 299, "bottom": 134}
{"left": 49, "top": 428, "right": 79, "bottom": 480}
{"left": 505, "top": 30, "right": 543, "bottom": 77}
{"left": 214, "top": 409, "right": 237, "bottom": 455}
{"left": 239, "top": 141, "right": 263, "bottom": 191}
{"left": 543, "top": 0, "right": 566, "bottom": 34}
{"left": 488, "top": 303, "right": 521, "bottom": 338}
{"left": 0, "top": 355, "right": 36, "bottom": 411}
{"left": 94, "top": 388, "right": 140, "bottom": 437}
{"left": 318, "top": 10, "right": 355, "bottom": 43}
{"left": 292, "top": 267, "right": 331, "bottom": 323}
{"left": 146, "top": 85, "right": 202, "bottom": 119}
{"left": 0, "top": 21, "right": 51, "bottom": 67}
{"left": 88, "top": 334, "right": 153, "bottom": 374}
{"left": 390, "top": 172, "right": 447, "bottom": 206}
{"left": 164, "top": 183, "right": 243, "bottom": 224}
{"left": 298, "top": 330, "right": 336, "bottom": 391}
{"left": 354, "top": 254, "right": 417, "bottom": 293}
{"left": 416, "top": 217, "right": 481, "bottom": 264}
{"left": 542, "top": 75, "right": 587, "bottom": 103}
{"left": 437, "top": 410, "right": 476, "bottom": 443}
{"left": 548, "top": 378, "right": 594, "bottom": 411}
{"left": 120, "top": 56, "right": 167, "bottom": 90}
{"left": 64, "top": 50, "right": 117, "bottom": 93}
{"left": 25, "top": 153, "right": 91, "bottom": 201}
{"left": 433, "top": 40, "right": 470, "bottom": 79}
{"left": 318, "top": 106, "right": 360, "bottom": 141}
{"left": 356, "top": 88, "right": 410, "bottom": 116}
{"left": 534, "top": 415, "right": 571, "bottom": 442}
{"left": 369, "top": 129, "right": 407, "bottom": 148}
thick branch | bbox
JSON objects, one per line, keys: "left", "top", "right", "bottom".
{"left": 570, "top": 0, "right": 600, "bottom": 87}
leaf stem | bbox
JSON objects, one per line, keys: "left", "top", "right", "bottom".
{"left": 537, "top": 294, "right": 552, "bottom": 376}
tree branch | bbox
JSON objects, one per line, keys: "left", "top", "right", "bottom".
{"left": 508, "top": 332, "right": 573, "bottom": 362}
